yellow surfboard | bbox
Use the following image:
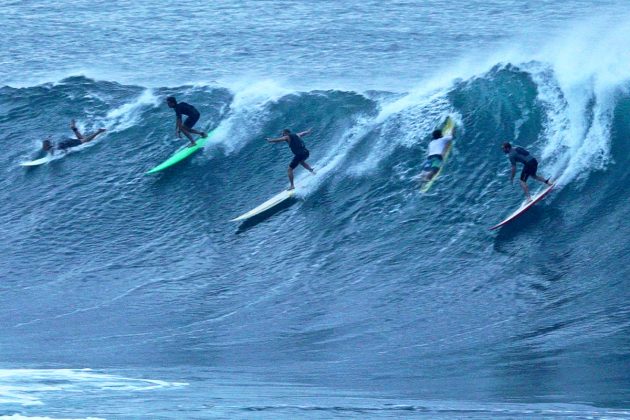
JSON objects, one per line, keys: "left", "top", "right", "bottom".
{"left": 419, "top": 116, "right": 455, "bottom": 193}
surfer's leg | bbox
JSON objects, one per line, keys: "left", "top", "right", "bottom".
{"left": 183, "top": 115, "right": 206, "bottom": 138}
{"left": 70, "top": 119, "right": 85, "bottom": 140}
{"left": 81, "top": 128, "right": 107, "bottom": 144}
{"left": 533, "top": 174, "right": 552, "bottom": 185}
{"left": 179, "top": 125, "right": 197, "bottom": 145}
{"left": 520, "top": 180, "right": 532, "bottom": 201}
{"left": 185, "top": 126, "right": 206, "bottom": 137}
{"left": 300, "top": 160, "right": 315, "bottom": 174}
{"left": 287, "top": 166, "right": 295, "bottom": 190}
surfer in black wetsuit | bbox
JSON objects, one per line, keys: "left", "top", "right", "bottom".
{"left": 267, "top": 128, "right": 316, "bottom": 190}
{"left": 41, "top": 119, "right": 106, "bottom": 155}
{"left": 166, "top": 96, "right": 207, "bottom": 147}
{"left": 502, "top": 142, "right": 553, "bottom": 202}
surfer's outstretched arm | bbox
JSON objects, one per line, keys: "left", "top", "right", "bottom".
{"left": 267, "top": 135, "right": 288, "bottom": 143}
{"left": 509, "top": 165, "right": 516, "bottom": 183}
{"left": 297, "top": 128, "right": 312, "bottom": 137}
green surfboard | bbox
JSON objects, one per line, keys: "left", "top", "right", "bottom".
{"left": 146, "top": 132, "right": 214, "bottom": 174}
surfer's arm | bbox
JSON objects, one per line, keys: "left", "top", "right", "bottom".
{"left": 266, "top": 136, "right": 288, "bottom": 143}
{"left": 297, "top": 128, "right": 313, "bottom": 137}
{"left": 510, "top": 164, "right": 516, "bottom": 183}
{"left": 175, "top": 116, "right": 182, "bottom": 137}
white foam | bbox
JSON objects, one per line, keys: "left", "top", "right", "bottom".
{"left": 529, "top": 14, "right": 630, "bottom": 184}
{"left": 0, "top": 369, "right": 186, "bottom": 408}
{"left": 206, "top": 80, "right": 294, "bottom": 153}
{"left": 101, "top": 89, "right": 160, "bottom": 133}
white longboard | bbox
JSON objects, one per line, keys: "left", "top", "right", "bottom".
{"left": 231, "top": 188, "right": 296, "bottom": 222}
{"left": 20, "top": 156, "right": 52, "bottom": 167}
{"left": 490, "top": 183, "right": 555, "bottom": 230}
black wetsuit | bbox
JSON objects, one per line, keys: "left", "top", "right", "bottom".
{"left": 288, "top": 133, "right": 309, "bottom": 169}
{"left": 508, "top": 146, "right": 538, "bottom": 181}
{"left": 58, "top": 138, "right": 82, "bottom": 150}
{"left": 175, "top": 102, "right": 200, "bottom": 129}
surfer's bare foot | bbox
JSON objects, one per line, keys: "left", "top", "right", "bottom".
{"left": 310, "top": 169, "right": 316, "bottom": 175}
{"left": 188, "top": 142, "right": 197, "bottom": 148}
{"left": 526, "top": 196, "right": 533, "bottom": 203}
{"left": 287, "top": 185, "right": 295, "bottom": 191}
{"left": 545, "top": 178, "right": 553, "bottom": 186}
{"left": 201, "top": 132, "right": 207, "bottom": 138}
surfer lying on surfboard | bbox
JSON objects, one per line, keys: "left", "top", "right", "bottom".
{"left": 420, "top": 125, "right": 456, "bottom": 182}
{"left": 166, "top": 96, "right": 207, "bottom": 147}
{"left": 41, "top": 119, "right": 106, "bottom": 155}
{"left": 267, "top": 128, "right": 316, "bottom": 190}
{"left": 502, "top": 142, "right": 553, "bottom": 202}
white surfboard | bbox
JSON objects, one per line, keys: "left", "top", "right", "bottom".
{"left": 490, "top": 183, "right": 555, "bottom": 230}
{"left": 231, "top": 188, "right": 296, "bottom": 222}
{"left": 20, "top": 156, "right": 52, "bottom": 167}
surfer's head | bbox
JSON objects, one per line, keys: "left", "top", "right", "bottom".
{"left": 502, "top": 142, "right": 512, "bottom": 153}
{"left": 432, "top": 129, "right": 442, "bottom": 139}
{"left": 42, "top": 139, "right": 53, "bottom": 151}
{"left": 166, "top": 96, "right": 177, "bottom": 108}
{"left": 282, "top": 128, "right": 291, "bottom": 136}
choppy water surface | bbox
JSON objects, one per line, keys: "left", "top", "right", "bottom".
{"left": 1, "top": 0, "right": 629, "bottom": 418}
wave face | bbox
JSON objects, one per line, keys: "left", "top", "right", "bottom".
{"left": 2, "top": 1, "right": 630, "bottom": 418}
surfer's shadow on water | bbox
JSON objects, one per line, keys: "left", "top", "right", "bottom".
{"left": 234, "top": 196, "right": 299, "bottom": 234}
{"left": 492, "top": 205, "right": 564, "bottom": 251}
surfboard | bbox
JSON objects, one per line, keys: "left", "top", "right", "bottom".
{"left": 420, "top": 116, "right": 455, "bottom": 193}
{"left": 20, "top": 156, "right": 52, "bottom": 167}
{"left": 489, "top": 183, "right": 555, "bottom": 230}
{"left": 146, "top": 132, "right": 213, "bottom": 174}
{"left": 231, "top": 188, "right": 296, "bottom": 222}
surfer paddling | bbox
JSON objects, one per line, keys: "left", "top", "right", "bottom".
{"left": 420, "top": 125, "right": 456, "bottom": 182}
{"left": 42, "top": 119, "right": 106, "bottom": 155}
{"left": 166, "top": 96, "right": 207, "bottom": 147}
{"left": 502, "top": 142, "right": 553, "bottom": 202}
{"left": 267, "top": 128, "right": 316, "bottom": 190}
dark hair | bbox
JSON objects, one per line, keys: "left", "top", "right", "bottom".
{"left": 282, "top": 128, "right": 291, "bottom": 135}
{"left": 432, "top": 129, "right": 442, "bottom": 139}
{"left": 166, "top": 96, "right": 177, "bottom": 104}
{"left": 502, "top": 142, "right": 512, "bottom": 150}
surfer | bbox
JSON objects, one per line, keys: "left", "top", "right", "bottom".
{"left": 420, "top": 126, "right": 455, "bottom": 181}
{"left": 266, "top": 128, "right": 315, "bottom": 190}
{"left": 166, "top": 96, "right": 207, "bottom": 147}
{"left": 502, "top": 142, "right": 553, "bottom": 202}
{"left": 42, "top": 119, "right": 106, "bottom": 155}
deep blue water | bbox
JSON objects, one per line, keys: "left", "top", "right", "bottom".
{"left": 1, "top": 1, "right": 630, "bottom": 419}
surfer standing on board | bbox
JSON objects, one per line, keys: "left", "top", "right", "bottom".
{"left": 166, "top": 96, "right": 207, "bottom": 147}
{"left": 420, "top": 126, "right": 456, "bottom": 181}
{"left": 502, "top": 142, "right": 553, "bottom": 202}
{"left": 267, "top": 128, "right": 316, "bottom": 190}
{"left": 42, "top": 119, "right": 106, "bottom": 155}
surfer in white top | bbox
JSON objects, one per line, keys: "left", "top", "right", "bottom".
{"left": 502, "top": 142, "right": 553, "bottom": 202}
{"left": 420, "top": 126, "right": 455, "bottom": 181}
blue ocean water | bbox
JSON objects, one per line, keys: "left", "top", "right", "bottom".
{"left": 2, "top": 1, "right": 630, "bottom": 419}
